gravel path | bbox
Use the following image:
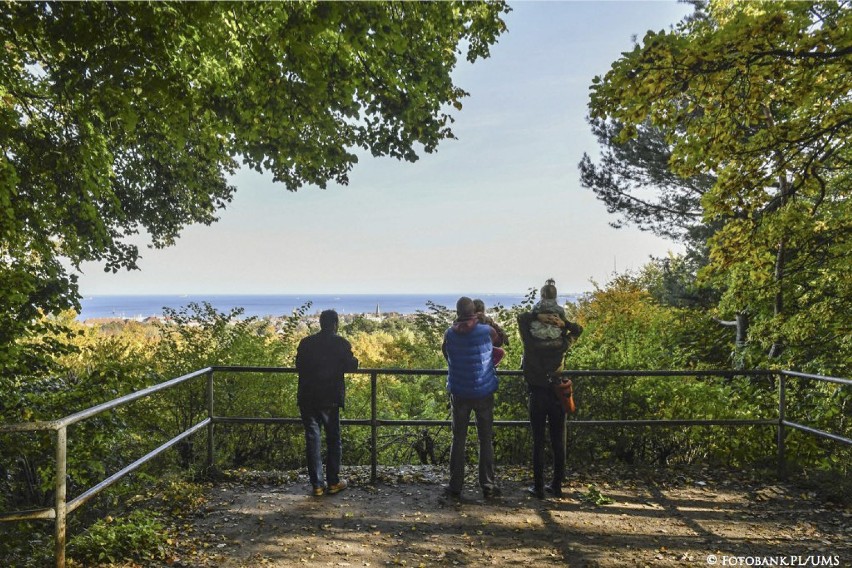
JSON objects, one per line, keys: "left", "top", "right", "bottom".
{"left": 173, "top": 466, "right": 851, "bottom": 567}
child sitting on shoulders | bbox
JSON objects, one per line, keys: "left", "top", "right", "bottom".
{"left": 529, "top": 279, "right": 569, "bottom": 350}
{"left": 473, "top": 298, "right": 508, "bottom": 366}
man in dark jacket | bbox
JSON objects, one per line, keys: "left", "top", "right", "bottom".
{"left": 518, "top": 303, "right": 582, "bottom": 499}
{"left": 442, "top": 297, "right": 500, "bottom": 499}
{"left": 295, "top": 310, "right": 359, "bottom": 496}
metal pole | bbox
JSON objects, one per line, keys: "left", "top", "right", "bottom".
{"left": 777, "top": 373, "right": 786, "bottom": 478}
{"left": 207, "top": 370, "right": 215, "bottom": 472}
{"left": 371, "top": 372, "right": 378, "bottom": 484}
{"left": 563, "top": 410, "right": 568, "bottom": 471}
{"left": 55, "top": 426, "right": 67, "bottom": 568}
{"left": 563, "top": 378, "right": 570, "bottom": 467}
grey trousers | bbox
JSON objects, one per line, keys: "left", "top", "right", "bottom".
{"left": 448, "top": 393, "right": 496, "bottom": 493}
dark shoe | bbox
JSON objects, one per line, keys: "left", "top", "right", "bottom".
{"left": 527, "top": 486, "right": 545, "bottom": 499}
{"left": 483, "top": 486, "right": 501, "bottom": 499}
{"left": 546, "top": 485, "right": 563, "bottom": 498}
{"left": 327, "top": 479, "right": 348, "bottom": 495}
{"left": 443, "top": 485, "right": 461, "bottom": 498}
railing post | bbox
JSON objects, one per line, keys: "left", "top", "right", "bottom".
{"left": 371, "top": 371, "right": 378, "bottom": 484}
{"left": 55, "top": 425, "right": 67, "bottom": 568}
{"left": 207, "top": 370, "right": 215, "bottom": 473}
{"left": 777, "top": 372, "right": 787, "bottom": 478}
{"left": 563, "top": 373, "right": 570, "bottom": 466}
{"left": 563, "top": 407, "right": 569, "bottom": 468}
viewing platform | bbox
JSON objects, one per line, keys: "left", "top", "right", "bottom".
{"left": 175, "top": 464, "right": 849, "bottom": 567}
{"left": 1, "top": 367, "right": 849, "bottom": 567}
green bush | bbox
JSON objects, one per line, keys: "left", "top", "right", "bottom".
{"left": 1, "top": 282, "right": 847, "bottom": 521}
{"left": 68, "top": 509, "right": 169, "bottom": 566}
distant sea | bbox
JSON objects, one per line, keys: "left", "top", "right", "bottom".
{"left": 77, "top": 293, "right": 581, "bottom": 321}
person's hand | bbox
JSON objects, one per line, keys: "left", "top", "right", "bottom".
{"left": 537, "top": 313, "right": 565, "bottom": 328}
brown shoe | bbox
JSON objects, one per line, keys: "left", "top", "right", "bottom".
{"left": 312, "top": 486, "right": 325, "bottom": 497}
{"left": 327, "top": 479, "right": 348, "bottom": 495}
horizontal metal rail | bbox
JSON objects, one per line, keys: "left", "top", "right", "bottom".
{"left": 782, "top": 370, "right": 852, "bottom": 386}
{"left": 211, "top": 366, "right": 776, "bottom": 379}
{"left": 0, "top": 368, "right": 213, "bottom": 435}
{"left": 0, "top": 420, "right": 60, "bottom": 433}
{"left": 57, "top": 367, "right": 212, "bottom": 429}
{"left": 212, "top": 416, "right": 531, "bottom": 427}
{"left": 0, "top": 505, "right": 56, "bottom": 522}
{"left": 558, "top": 369, "right": 775, "bottom": 378}
{"left": 782, "top": 420, "right": 852, "bottom": 446}
{"left": 0, "top": 367, "right": 213, "bottom": 568}
{"left": 569, "top": 419, "right": 775, "bottom": 427}
{"left": 1, "top": 365, "right": 848, "bottom": 568}
{"left": 775, "top": 371, "right": 852, "bottom": 475}
{"left": 212, "top": 416, "right": 775, "bottom": 428}
{"left": 67, "top": 418, "right": 210, "bottom": 514}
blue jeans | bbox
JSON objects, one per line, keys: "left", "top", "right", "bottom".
{"left": 529, "top": 386, "right": 566, "bottom": 491}
{"left": 300, "top": 406, "right": 341, "bottom": 489}
{"left": 448, "top": 393, "right": 496, "bottom": 493}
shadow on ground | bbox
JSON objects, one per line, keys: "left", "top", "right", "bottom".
{"left": 173, "top": 466, "right": 850, "bottom": 567}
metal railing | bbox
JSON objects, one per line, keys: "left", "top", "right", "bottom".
{"left": 1, "top": 366, "right": 849, "bottom": 568}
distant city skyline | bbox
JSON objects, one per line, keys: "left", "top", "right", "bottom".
{"left": 73, "top": 1, "right": 692, "bottom": 296}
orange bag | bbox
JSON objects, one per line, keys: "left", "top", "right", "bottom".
{"left": 552, "top": 379, "right": 576, "bottom": 414}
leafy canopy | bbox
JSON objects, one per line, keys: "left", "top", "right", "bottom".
{"left": 588, "top": 0, "right": 851, "bottom": 371}
{"left": 0, "top": 1, "right": 510, "bottom": 377}
{"left": 578, "top": 117, "right": 717, "bottom": 255}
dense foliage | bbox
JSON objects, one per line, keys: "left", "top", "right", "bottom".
{"left": 2, "top": 1, "right": 850, "bottom": 564}
{"left": 0, "top": 0, "right": 510, "bottom": 384}
{"left": 1, "top": 282, "right": 849, "bottom": 565}
{"left": 578, "top": 116, "right": 718, "bottom": 260}
{"left": 585, "top": 0, "right": 851, "bottom": 372}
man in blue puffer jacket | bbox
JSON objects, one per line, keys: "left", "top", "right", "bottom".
{"left": 441, "top": 297, "right": 500, "bottom": 498}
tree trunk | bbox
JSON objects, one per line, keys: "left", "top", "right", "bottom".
{"left": 764, "top": 105, "right": 790, "bottom": 360}
{"left": 769, "top": 237, "right": 785, "bottom": 359}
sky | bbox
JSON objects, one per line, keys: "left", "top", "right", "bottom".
{"left": 75, "top": 1, "right": 693, "bottom": 297}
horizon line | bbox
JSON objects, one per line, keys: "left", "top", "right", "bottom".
{"left": 80, "top": 290, "right": 588, "bottom": 297}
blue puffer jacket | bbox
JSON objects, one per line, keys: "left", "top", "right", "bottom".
{"left": 443, "top": 318, "right": 498, "bottom": 398}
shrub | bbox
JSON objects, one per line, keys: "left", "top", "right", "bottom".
{"left": 68, "top": 509, "right": 170, "bottom": 566}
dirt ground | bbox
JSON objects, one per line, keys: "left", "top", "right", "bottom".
{"left": 173, "top": 466, "right": 851, "bottom": 568}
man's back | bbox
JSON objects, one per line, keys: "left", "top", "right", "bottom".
{"left": 444, "top": 322, "right": 498, "bottom": 399}
{"left": 296, "top": 330, "right": 358, "bottom": 408}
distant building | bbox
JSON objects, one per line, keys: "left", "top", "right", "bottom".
{"left": 363, "top": 303, "right": 382, "bottom": 322}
